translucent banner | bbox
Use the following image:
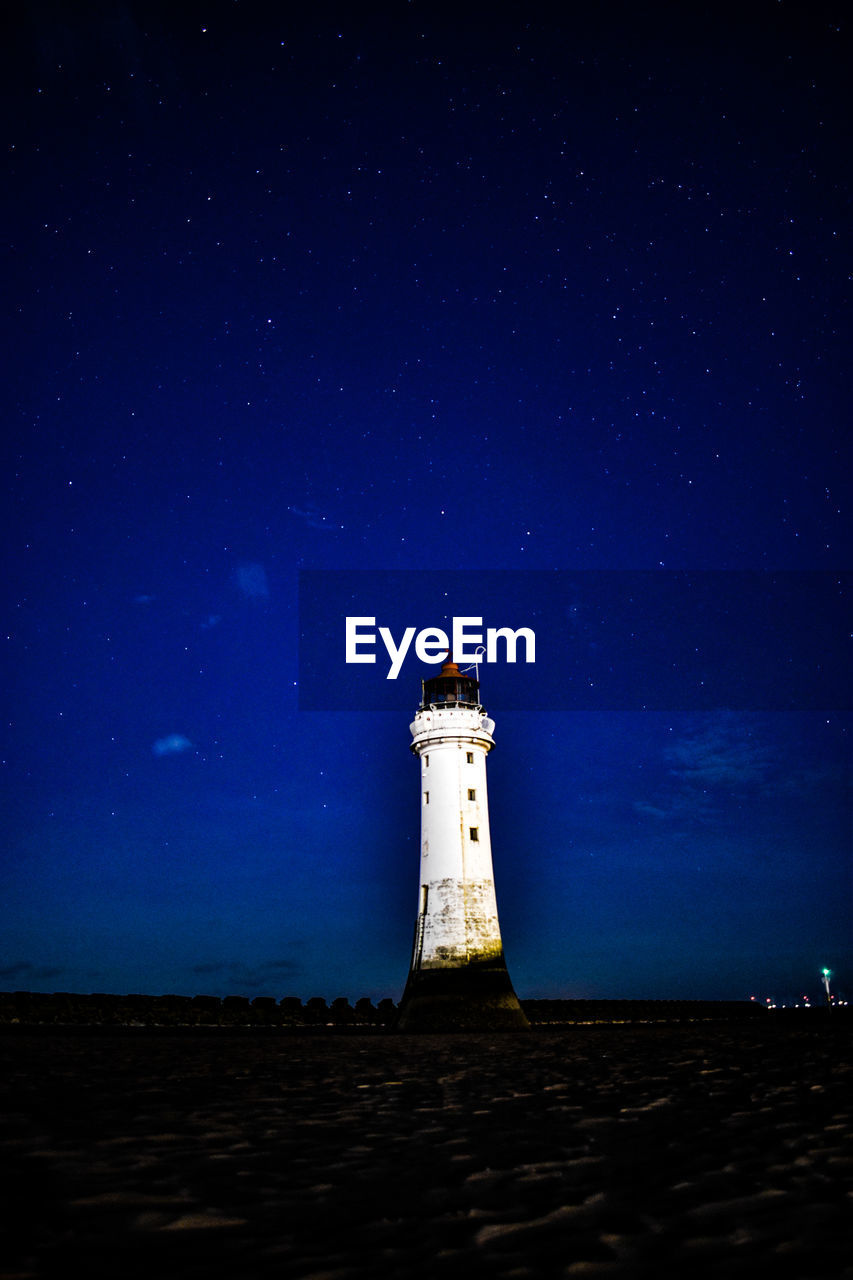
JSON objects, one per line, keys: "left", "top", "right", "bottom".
{"left": 298, "top": 570, "right": 850, "bottom": 712}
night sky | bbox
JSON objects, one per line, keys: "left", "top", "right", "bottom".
{"left": 3, "top": 1, "right": 850, "bottom": 1005}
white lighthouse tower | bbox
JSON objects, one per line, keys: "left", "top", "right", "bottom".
{"left": 396, "top": 658, "right": 528, "bottom": 1031}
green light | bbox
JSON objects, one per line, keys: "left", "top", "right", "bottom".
{"left": 822, "top": 968, "right": 831, "bottom": 977}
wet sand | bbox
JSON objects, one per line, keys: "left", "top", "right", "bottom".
{"left": 1, "top": 1019, "right": 851, "bottom": 1278}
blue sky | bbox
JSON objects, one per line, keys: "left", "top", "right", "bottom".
{"left": 2, "top": 0, "right": 850, "bottom": 1003}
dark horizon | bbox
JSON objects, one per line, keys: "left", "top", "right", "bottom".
{"left": 7, "top": 988, "right": 830, "bottom": 1022}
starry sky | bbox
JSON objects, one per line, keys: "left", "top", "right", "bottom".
{"left": 3, "top": 1, "right": 850, "bottom": 1005}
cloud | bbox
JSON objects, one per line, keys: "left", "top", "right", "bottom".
{"left": 288, "top": 504, "right": 341, "bottom": 531}
{"left": 632, "top": 713, "right": 779, "bottom": 825}
{"left": 261, "top": 959, "right": 303, "bottom": 975}
{"left": 190, "top": 958, "right": 302, "bottom": 990}
{"left": 152, "top": 734, "right": 193, "bottom": 757}
{"left": 632, "top": 801, "right": 672, "bottom": 820}
{"left": 0, "top": 961, "right": 65, "bottom": 981}
{"left": 659, "top": 714, "right": 837, "bottom": 804}
{"left": 665, "top": 714, "right": 774, "bottom": 788}
{"left": 235, "top": 562, "right": 270, "bottom": 598}
{"left": 192, "top": 959, "right": 302, "bottom": 976}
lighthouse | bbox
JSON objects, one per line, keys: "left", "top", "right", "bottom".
{"left": 396, "top": 658, "right": 528, "bottom": 1031}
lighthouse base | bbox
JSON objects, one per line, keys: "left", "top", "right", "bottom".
{"left": 396, "top": 957, "right": 529, "bottom": 1033}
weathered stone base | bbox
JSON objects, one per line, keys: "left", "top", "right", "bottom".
{"left": 396, "top": 956, "right": 529, "bottom": 1032}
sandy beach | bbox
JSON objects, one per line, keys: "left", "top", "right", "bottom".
{"left": 1, "top": 1018, "right": 851, "bottom": 1278}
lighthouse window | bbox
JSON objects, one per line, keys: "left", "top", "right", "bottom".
{"left": 424, "top": 792, "right": 429, "bottom": 804}
{"left": 468, "top": 789, "right": 476, "bottom": 801}
{"left": 424, "top": 755, "right": 429, "bottom": 767}
{"left": 466, "top": 752, "right": 474, "bottom": 764}
{"left": 470, "top": 827, "right": 479, "bottom": 841}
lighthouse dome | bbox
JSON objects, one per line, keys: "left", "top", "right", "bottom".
{"left": 420, "top": 659, "right": 480, "bottom": 710}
